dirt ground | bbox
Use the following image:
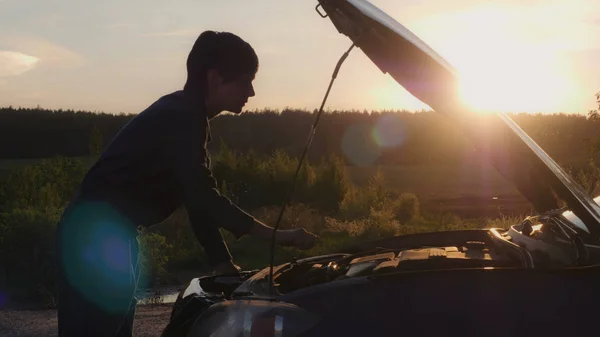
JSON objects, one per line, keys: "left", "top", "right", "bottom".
{"left": 0, "top": 303, "right": 173, "bottom": 337}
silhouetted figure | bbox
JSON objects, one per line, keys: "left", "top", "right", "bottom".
{"left": 55, "top": 30, "right": 317, "bottom": 337}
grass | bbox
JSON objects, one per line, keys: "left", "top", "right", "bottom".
{"left": 0, "top": 157, "right": 94, "bottom": 179}
{"left": 348, "top": 164, "right": 531, "bottom": 217}
{"left": 0, "top": 154, "right": 537, "bottom": 308}
{"left": 0, "top": 159, "right": 46, "bottom": 179}
{"left": 0, "top": 157, "right": 532, "bottom": 218}
{"left": 1, "top": 157, "right": 520, "bottom": 197}
{"left": 347, "top": 163, "right": 520, "bottom": 199}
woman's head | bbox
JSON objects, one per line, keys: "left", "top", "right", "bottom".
{"left": 184, "top": 31, "right": 259, "bottom": 114}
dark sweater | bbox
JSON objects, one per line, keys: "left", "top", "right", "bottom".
{"left": 72, "top": 90, "right": 255, "bottom": 266}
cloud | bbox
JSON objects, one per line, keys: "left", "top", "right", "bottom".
{"left": 0, "top": 35, "right": 85, "bottom": 69}
{"left": 0, "top": 51, "right": 40, "bottom": 77}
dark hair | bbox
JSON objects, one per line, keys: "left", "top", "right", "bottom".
{"left": 184, "top": 31, "right": 259, "bottom": 94}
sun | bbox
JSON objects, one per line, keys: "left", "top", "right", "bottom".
{"left": 457, "top": 50, "right": 573, "bottom": 114}
{"left": 409, "top": 4, "right": 577, "bottom": 114}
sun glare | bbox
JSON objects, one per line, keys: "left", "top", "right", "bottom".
{"left": 457, "top": 50, "right": 574, "bottom": 114}
{"left": 459, "top": 52, "right": 570, "bottom": 112}
{"left": 410, "top": 4, "right": 578, "bottom": 114}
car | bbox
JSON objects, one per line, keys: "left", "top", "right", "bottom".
{"left": 161, "top": 1, "right": 600, "bottom": 336}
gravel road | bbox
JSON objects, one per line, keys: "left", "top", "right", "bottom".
{"left": 0, "top": 303, "right": 174, "bottom": 337}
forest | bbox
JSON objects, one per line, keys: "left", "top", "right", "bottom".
{"left": 1, "top": 105, "right": 600, "bottom": 169}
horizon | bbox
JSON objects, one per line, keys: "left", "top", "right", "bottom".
{"left": 0, "top": 104, "right": 594, "bottom": 117}
{"left": 1, "top": 0, "right": 599, "bottom": 115}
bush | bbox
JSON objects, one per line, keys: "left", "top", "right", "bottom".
{"left": 0, "top": 155, "right": 88, "bottom": 307}
{"left": 250, "top": 203, "right": 327, "bottom": 235}
{"left": 212, "top": 143, "right": 348, "bottom": 212}
{"left": 137, "top": 231, "right": 173, "bottom": 287}
{"left": 148, "top": 206, "right": 208, "bottom": 272}
{"left": 324, "top": 206, "right": 399, "bottom": 240}
{"left": 0, "top": 156, "right": 88, "bottom": 212}
{"left": 339, "top": 169, "right": 387, "bottom": 220}
{"left": 392, "top": 193, "right": 420, "bottom": 224}
{"left": 572, "top": 159, "right": 600, "bottom": 197}
{"left": 0, "top": 207, "right": 62, "bottom": 308}
{"left": 310, "top": 156, "right": 349, "bottom": 212}
{"left": 574, "top": 92, "right": 600, "bottom": 197}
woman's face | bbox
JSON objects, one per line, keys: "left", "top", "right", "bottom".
{"left": 206, "top": 69, "right": 256, "bottom": 115}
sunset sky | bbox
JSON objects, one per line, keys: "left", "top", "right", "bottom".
{"left": 1, "top": 0, "right": 599, "bottom": 115}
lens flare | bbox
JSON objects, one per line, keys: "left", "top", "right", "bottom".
{"left": 372, "top": 114, "right": 406, "bottom": 148}
{"left": 101, "top": 234, "right": 131, "bottom": 274}
{"left": 58, "top": 200, "right": 144, "bottom": 314}
{"left": 341, "top": 124, "right": 381, "bottom": 166}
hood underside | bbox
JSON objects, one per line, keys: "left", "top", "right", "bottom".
{"left": 316, "top": 0, "right": 600, "bottom": 239}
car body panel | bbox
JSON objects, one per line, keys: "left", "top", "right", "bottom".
{"left": 285, "top": 265, "right": 600, "bottom": 337}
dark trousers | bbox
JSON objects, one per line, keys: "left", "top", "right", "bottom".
{"left": 55, "top": 199, "right": 141, "bottom": 337}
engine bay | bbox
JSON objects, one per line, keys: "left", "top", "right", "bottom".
{"left": 182, "top": 220, "right": 600, "bottom": 301}
{"left": 170, "top": 223, "right": 600, "bottom": 337}
{"left": 273, "top": 237, "right": 518, "bottom": 294}
{"left": 263, "top": 219, "right": 600, "bottom": 295}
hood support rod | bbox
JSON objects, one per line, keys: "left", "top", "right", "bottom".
{"left": 268, "top": 42, "right": 356, "bottom": 297}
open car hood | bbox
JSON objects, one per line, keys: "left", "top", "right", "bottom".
{"left": 316, "top": 0, "right": 600, "bottom": 240}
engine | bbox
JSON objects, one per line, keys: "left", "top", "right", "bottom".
{"left": 274, "top": 239, "right": 519, "bottom": 294}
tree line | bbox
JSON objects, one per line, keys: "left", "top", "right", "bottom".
{"left": 1, "top": 106, "right": 599, "bottom": 170}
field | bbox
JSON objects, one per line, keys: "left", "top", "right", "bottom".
{"left": 0, "top": 157, "right": 532, "bottom": 336}
{"left": 0, "top": 157, "right": 531, "bottom": 219}
{"left": 1, "top": 157, "right": 530, "bottom": 217}
{"left": 0, "top": 150, "right": 541, "bottom": 313}
{"left": 348, "top": 164, "right": 530, "bottom": 217}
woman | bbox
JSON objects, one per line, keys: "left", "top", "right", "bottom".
{"left": 55, "top": 30, "right": 317, "bottom": 337}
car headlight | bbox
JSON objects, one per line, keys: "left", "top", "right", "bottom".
{"left": 187, "top": 299, "right": 320, "bottom": 337}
